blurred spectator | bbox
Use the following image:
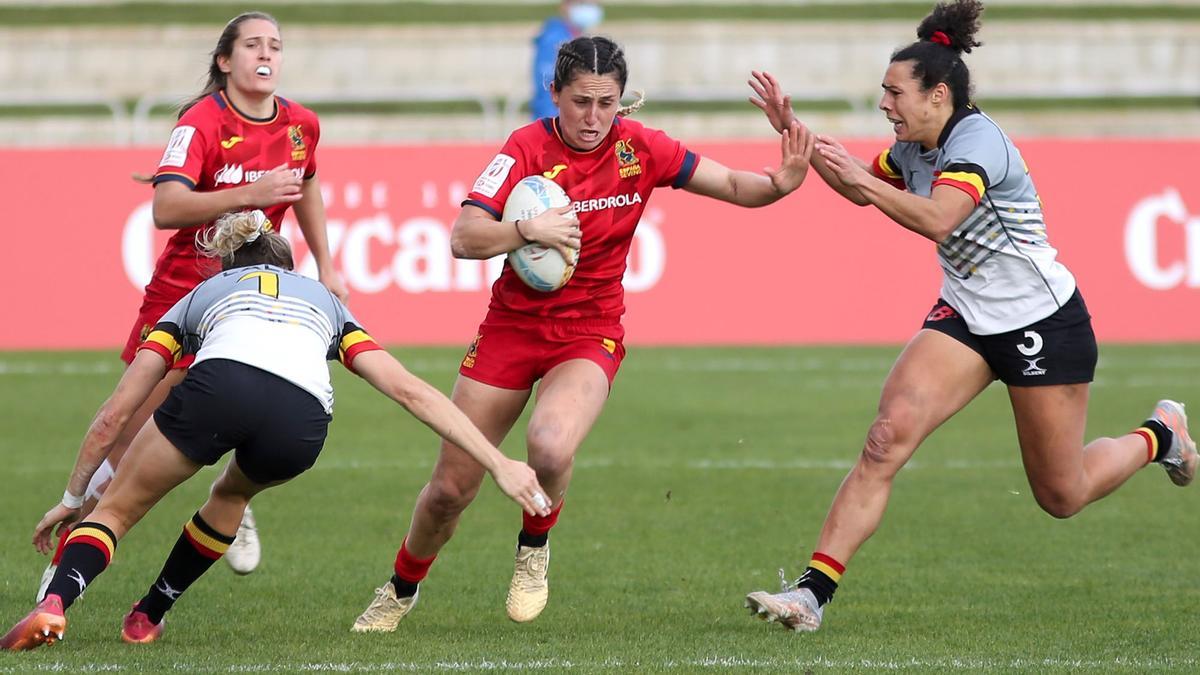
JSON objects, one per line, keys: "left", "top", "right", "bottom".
{"left": 530, "top": 1, "right": 604, "bottom": 120}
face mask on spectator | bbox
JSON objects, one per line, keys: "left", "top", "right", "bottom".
{"left": 567, "top": 3, "right": 603, "bottom": 31}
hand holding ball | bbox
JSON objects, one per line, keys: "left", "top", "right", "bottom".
{"left": 503, "top": 176, "right": 578, "bottom": 292}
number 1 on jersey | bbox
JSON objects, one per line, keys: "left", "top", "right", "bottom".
{"left": 239, "top": 271, "right": 279, "bottom": 298}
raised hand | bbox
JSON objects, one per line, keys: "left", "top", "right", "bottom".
{"left": 764, "top": 122, "right": 816, "bottom": 195}
{"left": 748, "top": 70, "right": 799, "bottom": 134}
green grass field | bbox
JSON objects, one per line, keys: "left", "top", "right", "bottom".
{"left": 1, "top": 345, "right": 1197, "bottom": 672}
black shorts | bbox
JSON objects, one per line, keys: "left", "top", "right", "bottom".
{"left": 154, "top": 359, "right": 332, "bottom": 484}
{"left": 921, "top": 289, "right": 1098, "bottom": 386}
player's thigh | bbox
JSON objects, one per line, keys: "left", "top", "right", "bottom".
{"left": 877, "top": 329, "right": 995, "bottom": 451}
{"left": 526, "top": 358, "right": 610, "bottom": 462}
{"left": 429, "top": 374, "right": 533, "bottom": 489}
{"left": 92, "top": 418, "right": 204, "bottom": 537}
{"left": 1007, "top": 383, "right": 1090, "bottom": 488}
{"left": 109, "top": 367, "right": 187, "bottom": 467}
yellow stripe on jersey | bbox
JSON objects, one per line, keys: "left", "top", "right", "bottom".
{"left": 874, "top": 149, "right": 902, "bottom": 179}
{"left": 340, "top": 330, "right": 373, "bottom": 353}
{"left": 145, "top": 330, "right": 182, "bottom": 360}
{"left": 935, "top": 171, "right": 986, "bottom": 199}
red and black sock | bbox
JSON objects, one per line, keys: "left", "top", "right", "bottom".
{"left": 135, "top": 512, "right": 234, "bottom": 625}
{"left": 45, "top": 522, "right": 117, "bottom": 609}
{"left": 518, "top": 501, "right": 562, "bottom": 548}
{"left": 795, "top": 552, "right": 845, "bottom": 607}
{"left": 1134, "top": 419, "right": 1173, "bottom": 464}
{"left": 391, "top": 538, "right": 436, "bottom": 598}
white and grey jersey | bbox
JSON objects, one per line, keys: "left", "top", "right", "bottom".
{"left": 139, "top": 264, "right": 381, "bottom": 413}
{"left": 880, "top": 107, "right": 1076, "bottom": 335}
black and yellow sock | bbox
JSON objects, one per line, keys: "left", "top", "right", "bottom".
{"left": 795, "top": 552, "right": 845, "bottom": 607}
{"left": 45, "top": 522, "right": 117, "bottom": 609}
{"left": 135, "top": 512, "right": 234, "bottom": 625}
{"left": 1137, "top": 419, "right": 1174, "bottom": 463}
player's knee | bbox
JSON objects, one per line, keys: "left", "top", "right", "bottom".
{"left": 1032, "top": 485, "right": 1084, "bottom": 519}
{"left": 423, "top": 476, "right": 481, "bottom": 521}
{"left": 528, "top": 450, "right": 575, "bottom": 483}
{"left": 526, "top": 423, "right": 576, "bottom": 476}
{"left": 862, "top": 415, "right": 901, "bottom": 466}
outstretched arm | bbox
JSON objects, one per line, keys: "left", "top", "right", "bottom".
{"left": 33, "top": 350, "right": 168, "bottom": 553}
{"left": 350, "top": 350, "right": 551, "bottom": 516}
{"left": 817, "top": 135, "right": 976, "bottom": 242}
{"left": 748, "top": 71, "right": 872, "bottom": 206}
{"left": 683, "top": 122, "right": 814, "bottom": 207}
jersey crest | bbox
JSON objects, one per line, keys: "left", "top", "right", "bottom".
{"left": 288, "top": 124, "right": 307, "bottom": 161}
{"left": 615, "top": 140, "right": 642, "bottom": 179}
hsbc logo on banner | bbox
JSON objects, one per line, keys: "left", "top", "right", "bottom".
{"left": 1125, "top": 188, "right": 1200, "bottom": 290}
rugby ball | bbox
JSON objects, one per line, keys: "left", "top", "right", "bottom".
{"left": 502, "top": 175, "right": 577, "bottom": 292}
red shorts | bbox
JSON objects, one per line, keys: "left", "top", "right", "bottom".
{"left": 121, "top": 299, "right": 194, "bottom": 369}
{"left": 458, "top": 310, "right": 626, "bottom": 390}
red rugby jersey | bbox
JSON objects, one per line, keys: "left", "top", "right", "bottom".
{"left": 465, "top": 116, "right": 698, "bottom": 321}
{"left": 147, "top": 90, "right": 320, "bottom": 306}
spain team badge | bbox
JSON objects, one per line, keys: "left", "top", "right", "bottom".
{"left": 615, "top": 140, "right": 642, "bottom": 179}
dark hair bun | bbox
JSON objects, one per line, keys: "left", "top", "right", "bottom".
{"left": 916, "top": 0, "right": 983, "bottom": 54}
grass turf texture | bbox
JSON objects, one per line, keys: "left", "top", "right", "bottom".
{"left": 0, "top": 345, "right": 1197, "bottom": 672}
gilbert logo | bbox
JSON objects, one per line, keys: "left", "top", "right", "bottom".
{"left": 220, "top": 136, "right": 245, "bottom": 149}
{"left": 1017, "top": 330, "right": 1046, "bottom": 376}
{"left": 543, "top": 164, "right": 568, "bottom": 180}
{"left": 1125, "top": 188, "right": 1200, "bottom": 290}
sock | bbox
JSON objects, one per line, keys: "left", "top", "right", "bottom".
{"left": 795, "top": 552, "right": 845, "bottom": 607}
{"left": 1134, "top": 419, "right": 1173, "bottom": 464}
{"left": 45, "top": 522, "right": 117, "bottom": 609}
{"left": 391, "top": 538, "right": 436, "bottom": 598}
{"left": 50, "top": 526, "right": 72, "bottom": 566}
{"left": 519, "top": 501, "right": 562, "bottom": 548}
{"left": 135, "top": 512, "right": 234, "bottom": 625}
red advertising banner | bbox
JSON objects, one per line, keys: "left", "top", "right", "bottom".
{"left": 0, "top": 139, "right": 1196, "bottom": 349}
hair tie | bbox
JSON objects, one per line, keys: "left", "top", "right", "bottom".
{"left": 244, "top": 209, "right": 271, "bottom": 244}
{"left": 930, "top": 31, "right": 951, "bottom": 47}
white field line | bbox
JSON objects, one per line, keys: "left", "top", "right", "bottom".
{"left": 2, "top": 656, "right": 1196, "bottom": 672}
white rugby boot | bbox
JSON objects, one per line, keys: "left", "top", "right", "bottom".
{"left": 506, "top": 543, "right": 550, "bottom": 622}
{"left": 745, "top": 587, "right": 824, "bottom": 633}
{"left": 351, "top": 582, "right": 419, "bottom": 633}
{"left": 225, "top": 506, "right": 261, "bottom": 575}
{"left": 745, "top": 569, "right": 824, "bottom": 633}
{"left": 1150, "top": 400, "right": 1198, "bottom": 486}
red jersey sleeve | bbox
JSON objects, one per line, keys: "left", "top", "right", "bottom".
{"left": 462, "top": 132, "right": 529, "bottom": 220}
{"left": 301, "top": 107, "right": 320, "bottom": 179}
{"left": 153, "top": 104, "right": 214, "bottom": 190}
{"left": 644, "top": 126, "right": 699, "bottom": 189}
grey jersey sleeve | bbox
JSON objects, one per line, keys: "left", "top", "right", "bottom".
{"left": 935, "top": 115, "right": 1011, "bottom": 204}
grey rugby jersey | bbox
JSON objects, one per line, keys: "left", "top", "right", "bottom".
{"left": 139, "top": 264, "right": 380, "bottom": 412}
{"left": 872, "top": 107, "right": 1076, "bottom": 335}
